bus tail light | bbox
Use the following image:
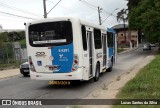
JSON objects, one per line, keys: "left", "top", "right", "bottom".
{"left": 72, "top": 54, "right": 79, "bottom": 71}
{"left": 29, "top": 56, "right": 36, "bottom": 72}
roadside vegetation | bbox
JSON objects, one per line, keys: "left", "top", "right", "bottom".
{"left": 117, "top": 48, "right": 125, "bottom": 53}
{"left": 113, "top": 54, "right": 160, "bottom": 108}
{"left": 117, "top": 44, "right": 130, "bottom": 53}
{"left": 0, "top": 31, "right": 25, "bottom": 70}
{"left": 0, "top": 63, "right": 20, "bottom": 70}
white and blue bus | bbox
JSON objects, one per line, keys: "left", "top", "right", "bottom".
{"left": 25, "top": 17, "right": 117, "bottom": 81}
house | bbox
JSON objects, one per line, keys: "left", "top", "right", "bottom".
{"left": 112, "top": 24, "right": 142, "bottom": 47}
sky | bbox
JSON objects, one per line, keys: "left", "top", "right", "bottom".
{"left": 0, "top": 0, "right": 128, "bottom": 30}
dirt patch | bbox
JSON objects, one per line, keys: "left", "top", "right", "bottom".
{"left": 0, "top": 68, "right": 20, "bottom": 79}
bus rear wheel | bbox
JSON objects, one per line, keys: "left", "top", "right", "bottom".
{"left": 94, "top": 63, "right": 100, "bottom": 82}
{"left": 107, "top": 59, "right": 113, "bottom": 72}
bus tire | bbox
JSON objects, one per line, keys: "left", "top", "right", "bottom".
{"left": 94, "top": 63, "right": 100, "bottom": 82}
{"left": 107, "top": 59, "right": 113, "bottom": 72}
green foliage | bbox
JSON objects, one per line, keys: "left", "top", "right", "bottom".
{"left": 5, "top": 42, "right": 14, "bottom": 58}
{"left": 19, "top": 39, "right": 26, "bottom": 48}
{"left": 0, "top": 32, "right": 7, "bottom": 42}
{"left": 0, "top": 31, "right": 26, "bottom": 65}
{"left": 19, "top": 39, "right": 26, "bottom": 45}
{"left": 0, "top": 62, "right": 20, "bottom": 70}
{"left": 117, "top": 9, "right": 128, "bottom": 23}
{"left": 127, "top": 0, "right": 142, "bottom": 11}
{"left": 114, "top": 54, "right": 160, "bottom": 108}
{"left": 128, "top": 0, "right": 160, "bottom": 43}
{"left": 117, "top": 0, "right": 142, "bottom": 23}
{"left": 0, "top": 31, "right": 25, "bottom": 42}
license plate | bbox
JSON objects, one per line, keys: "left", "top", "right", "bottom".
{"left": 49, "top": 65, "right": 61, "bottom": 71}
{"left": 24, "top": 70, "right": 29, "bottom": 72}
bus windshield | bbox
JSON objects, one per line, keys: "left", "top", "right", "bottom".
{"left": 28, "top": 21, "right": 73, "bottom": 47}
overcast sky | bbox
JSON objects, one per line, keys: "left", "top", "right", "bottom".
{"left": 0, "top": 0, "right": 128, "bottom": 29}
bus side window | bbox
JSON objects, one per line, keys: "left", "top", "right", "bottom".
{"left": 81, "top": 25, "right": 87, "bottom": 51}
{"left": 94, "top": 29, "right": 102, "bottom": 49}
{"left": 107, "top": 32, "right": 113, "bottom": 47}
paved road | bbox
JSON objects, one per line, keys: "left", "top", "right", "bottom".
{"left": 0, "top": 47, "right": 157, "bottom": 108}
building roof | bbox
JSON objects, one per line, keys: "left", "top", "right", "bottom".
{"left": 107, "top": 28, "right": 116, "bottom": 34}
{"left": 112, "top": 24, "right": 128, "bottom": 29}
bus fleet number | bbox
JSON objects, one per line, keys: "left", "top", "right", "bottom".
{"left": 58, "top": 49, "right": 69, "bottom": 53}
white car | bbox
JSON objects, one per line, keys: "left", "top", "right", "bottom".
{"left": 20, "top": 62, "right": 30, "bottom": 76}
{"left": 143, "top": 44, "right": 151, "bottom": 51}
{"left": 150, "top": 43, "right": 156, "bottom": 47}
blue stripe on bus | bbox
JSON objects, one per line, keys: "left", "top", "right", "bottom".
{"left": 51, "top": 43, "right": 74, "bottom": 73}
{"left": 108, "top": 47, "right": 114, "bottom": 59}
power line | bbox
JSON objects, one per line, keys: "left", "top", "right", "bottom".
{"left": 79, "top": 0, "right": 97, "bottom": 9}
{"left": 102, "top": 8, "right": 119, "bottom": 24}
{"left": 79, "top": 0, "right": 97, "bottom": 11}
{"left": 0, "top": 11, "right": 36, "bottom": 20}
{"left": 100, "top": 9, "right": 117, "bottom": 18}
{"left": 79, "top": 0, "right": 103, "bottom": 25}
{"left": 0, "top": 2, "right": 42, "bottom": 17}
{"left": 47, "top": 0, "right": 84, "bottom": 12}
{"left": 102, "top": 18, "right": 119, "bottom": 27}
{"left": 47, "top": 0, "right": 65, "bottom": 11}
{"left": 47, "top": 0, "right": 97, "bottom": 17}
{"left": 79, "top": 0, "right": 117, "bottom": 18}
{"left": 47, "top": 0, "right": 62, "bottom": 15}
{"left": 43, "top": 0, "right": 62, "bottom": 18}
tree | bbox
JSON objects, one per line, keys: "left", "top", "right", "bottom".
{"left": 128, "top": 0, "right": 160, "bottom": 44}
{"left": 117, "top": 9, "right": 128, "bottom": 23}
{"left": 117, "top": 9, "right": 128, "bottom": 45}
{"left": 0, "top": 31, "right": 25, "bottom": 42}
{"left": 117, "top": 0, "right": 141, "bottom": 22}
{"left": 0, "top": 32, "right": 7, "bottom": 42}
{"left": 127, "top": 0, "right": 142, "bottom": 11}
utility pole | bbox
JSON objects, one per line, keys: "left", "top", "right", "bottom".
{"left": 98, "top": 6, "right": 102, "bottom": 25}
{"left": 43, "top": 0, "right": 62, "bottom": 18}
{"left": 123, "top": 15, "right": 127, "bottom": 46}
{"left": 43, "top": 0, "right": 47, "bottom": 18}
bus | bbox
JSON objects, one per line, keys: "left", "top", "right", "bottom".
{"left": 25, "top": 17, "right": 117, "bottom": 81}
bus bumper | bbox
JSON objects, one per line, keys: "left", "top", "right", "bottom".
{"left": 30, "top": 68, "right": 83, "bottom": 80}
